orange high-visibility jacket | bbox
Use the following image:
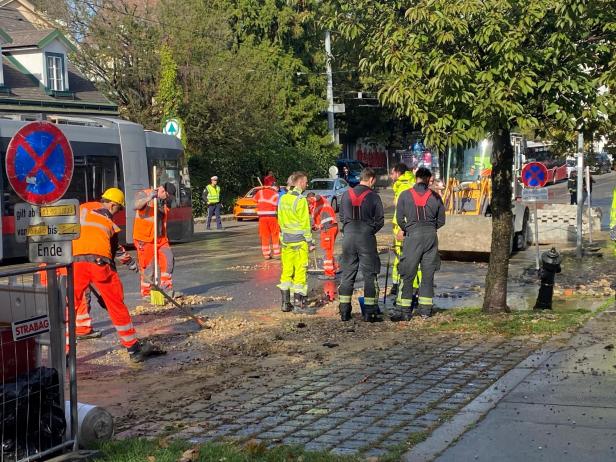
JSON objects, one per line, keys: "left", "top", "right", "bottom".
{"left": 312, "top": 198, "right": 337, "bottom": 230}
{"left": 254, "top": 187, "right": 279, "bottom": 217}
{"left": 133, "top": 188, "right": 169, "bottom": 242}
{"left": 73, "top": 202, "right": 120, "bottom": 259}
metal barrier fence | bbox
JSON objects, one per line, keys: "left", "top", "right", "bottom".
{"left": 0, "top": 264, "right": 78, "bottom": 461}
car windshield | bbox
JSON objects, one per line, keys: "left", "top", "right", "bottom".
{"left": 245, "top": 188, "right": 259, "bottom": 198}
{"left": 310, "top": 180, "right": 334, "bottom": 190}
{"left": 566, "top": 159, "right": 576, "bottom": 166}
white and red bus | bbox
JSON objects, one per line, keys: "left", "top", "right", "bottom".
{"left": 0, "top": 115, "right": 193, "bottom": 260}
{"left": 525, "top": 141, "right": 568, "bottom": 184}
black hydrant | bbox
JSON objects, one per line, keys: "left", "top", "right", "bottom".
{"left": 534, "top": 247, "right": 562, "bottom": 310}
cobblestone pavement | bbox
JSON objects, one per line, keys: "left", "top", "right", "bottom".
{"left": 154, "top": 335, "right": 543, "bottom": 459}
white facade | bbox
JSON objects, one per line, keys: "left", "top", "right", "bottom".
{"left": 8, "top": 38, "right": 69, "bottom": 91}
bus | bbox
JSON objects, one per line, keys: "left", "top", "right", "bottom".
{"left": 0, "top": 115, "right": 193, "bottom": 260}
{"left": 525, "top": 141, "right": 568, "bottom": 183}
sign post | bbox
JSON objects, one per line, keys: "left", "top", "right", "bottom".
{"left": 521, "top": 162, "right": 548, "bottom": 271}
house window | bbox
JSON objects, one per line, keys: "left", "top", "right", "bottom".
{"left": 46, "top": 53, "right": 65, "bottom": 91}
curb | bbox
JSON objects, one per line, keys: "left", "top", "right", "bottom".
{"left": 194, "top": 214, "right": 237, "bottom": 224}
{"left": 401, "top": 331, "right": 573, "bottom": 462}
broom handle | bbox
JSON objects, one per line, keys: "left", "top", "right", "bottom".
{"left": 153, "top": 165, "right": 159, "bottom": 286}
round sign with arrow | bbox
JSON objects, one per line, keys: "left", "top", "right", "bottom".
{"left": 162, "top": 118, "right": 182, "bottom": 139}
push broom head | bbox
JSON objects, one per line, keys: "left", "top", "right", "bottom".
{"left": 150, "top": 288, "right": 166, "bottom": 305}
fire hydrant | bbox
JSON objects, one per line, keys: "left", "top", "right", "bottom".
{"left": 534, "top": 247, "right": 562, "bottom": 310}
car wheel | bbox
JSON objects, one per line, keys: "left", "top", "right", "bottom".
{"left": 331, "top": 197, "right": 338, "bottom": 212}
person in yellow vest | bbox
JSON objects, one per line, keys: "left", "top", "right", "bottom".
{"left": 390, "top": 163, "right": 416, "bottom": 296}
{"left": 203, "top": 176, "right": 222, "bottom": 230}
{"left": 610, "top": 185, "right": 616, "bottom": 255}
{"left": 277, "top": 172, "right": 314, "bottom": 313}
{"left": 73, "top": 188, "right": 155, "bottom": 362}
{"left": 133, "top": 182, "right": 176, "bottom": 298}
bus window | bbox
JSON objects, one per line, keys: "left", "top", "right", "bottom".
{"left": 148, "top": 159, "right": 191, "bottom": 208}
{"left": 66, "top": 156, "right": 121, "bottom": 203}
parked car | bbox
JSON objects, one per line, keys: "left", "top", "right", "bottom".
{"left": 305, "top": 178, "right": 349, "bottom": 212}
{"left": 336, "top": 159, "right": 365, "bottom": 187}
{"left": 233, "top": 187, "right": 259, "bottom": 221}
{"left": 565, "top": 156, "right": 576, "bottom": 178}
{"left": 588, "top": 153, "right": 611, "bottom": 174}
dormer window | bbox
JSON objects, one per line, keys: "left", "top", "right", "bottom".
{"left": 45, "top": 52, "right": 65, "bottom": 91}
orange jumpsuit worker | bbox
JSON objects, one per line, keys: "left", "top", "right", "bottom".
{"left": 133, "top": 183, "right": 176, "bottom": 297}
{"left": 73, "top": 188, "right": 154, "bottom": 362}
{"left": 308, "top": 194, "right": 339, "bottom": 280}
{"left": 254, "top": 185, "right": 280, "bottom": 259}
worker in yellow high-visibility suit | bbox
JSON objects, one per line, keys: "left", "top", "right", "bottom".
{"left": 390, "top": 163, "right": 421, "bottom": 298}
{"left": 277, "top": 172, "right": 314, "bottom": 313}
{"left": 610, "top": 185, "right": 616, "bottom": 256}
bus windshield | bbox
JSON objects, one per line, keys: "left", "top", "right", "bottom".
{"left": 445, "top": 141, "right": 492, "bottom": 182}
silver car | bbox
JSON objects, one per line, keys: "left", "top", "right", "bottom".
{"left": 306, "top": 178, "right": 349, "bottom": 212}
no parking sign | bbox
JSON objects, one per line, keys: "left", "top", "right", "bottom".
{"left": 5, "top": 121, "right": 74, "bottom": 205}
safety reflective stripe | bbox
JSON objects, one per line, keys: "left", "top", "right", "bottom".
{"left": 364, "top": 297, "right": 377, "bottom": 304}
{"left": 80, "top": 208, "right": 114, "bottom": 236}
{"left": 339, "top": 294, "right": 352, "bottom": 303}
{"left": 115, "top": 323, "right": 134, "bottom": 332}
{"left": 418, "top": 297, "right": 433, "bottom": 305}
{"left": 282, "top": 232, "right": 306, "bottom": 243}
{"left": 277, "top": 282, "right": 292, "bottom": 290}
{"left": 293, "top": 283, "right": 308, "bottom": 295}
{"left": 397, "top": 298, "right": 412, "bottom": 307}
{"left": 258, "top": 211, "right": 277, "bottom": 216}
{"left": 120, "top": 333, "right": 137, "bottom": 343}
{"left": 320, "top": 216, "right": 334, "bottom": 224}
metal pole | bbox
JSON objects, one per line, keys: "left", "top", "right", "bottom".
{"left": 585, "top": 165, "right": 592, "bottom": 243}
{"left": 325, "top": 30, "right": 335, "bottom": 144}
{"left": 534, "top": 200, "right": 540, "bottom": 271}
{"left": 576, "top": 132, "right": 584, "bottom": 258}
{"left": 66, "top": 264, "right": 79, "bottom": 449}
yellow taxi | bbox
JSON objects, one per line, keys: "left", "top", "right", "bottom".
{"left": 233, "top": 187, "right": 259, "bottom": 221}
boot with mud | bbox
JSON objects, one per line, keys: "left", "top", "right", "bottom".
{"left": 416, "top": 304, "right": 433, "bottom": 318}
{"left": 293, "top": 293, "right": 314, "bottom": 314}
{"left": 390, "top": 306, "right": 413, "bottom": 322}
{"left": 77, "top": 329, "right": 102, "bottom": 341}
{"left": 280, "top": 290, "right": 293, "bottom": 312}
{"left": 128, "top": 340, "right": 157, "bottom": 363}
{"left": 362, "top": 305, "right": 383, "bottom": 323}
{"left": 339, "top": 303, "right": 352, "bottom": 321}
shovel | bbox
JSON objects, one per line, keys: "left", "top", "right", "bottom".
{"left": 150, "top": 165, "right": 166, "bottom": 306}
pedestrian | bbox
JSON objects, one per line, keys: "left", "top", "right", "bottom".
{"left": 277, "top": 172, "right": 314, "bottom": 313}
{"left": 396, "top": 167, "right": 446, "bottom": 318}
{"left": 203, "top": 176, "right": 222, "bottom": 230}
{"left": 72, "top": 188, "right": 155, "bottom": 362}
{"left": 342, "top": 165, "right": 350, "bottom": 182}
{"left": 263, "top": 170, "right": 276, "bottom": 187}
{"left": 307, "top": 193, "right": 339, "bottom": 280}
{"left": 254, "top": 185, "right": 281, "bottom": 259}
{"left": 133, "top": 182, "right": 176, "bottom": 298}
{"left": 568, "top": 171, "right": 577, "bottom": 205}
{"left": 610, "top": 185, "right": 616, "bottom": 256}
{"left": 389, "top": 163, "right": 416, "bottom": 298}
{"left": 338, "top": 168, "right": 384, "bottom": 322}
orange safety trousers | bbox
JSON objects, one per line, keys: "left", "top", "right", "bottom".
{"left": 320, "top": 225, "right": 339, "bottom": 277}
{"left": 73, "top": 261, "right": 138, "bottom": 349}
{"left": 135, "top": 238, "right": 174, "bottom": 296}
{"left": 258, "top": 216, "right": 280, "bottom": 259}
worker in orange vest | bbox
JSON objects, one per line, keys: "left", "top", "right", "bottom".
{"left": 307, "top": 193, "right": 339, "bottom": 280}
{"left": 73, "top": 188, "right": 154, "bottom": 362}
{"left": 254, "top": 185, "right": 281, "bottom": 259}
{"left": 133, "top": 182, "right": 176, "bottom": 297}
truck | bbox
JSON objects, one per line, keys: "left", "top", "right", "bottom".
{"left": 438, "top": 134, "right": 532, "bottom": 256}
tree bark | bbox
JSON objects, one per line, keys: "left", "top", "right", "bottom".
{"left": 482, "top": 127, "right": 514, "bottom": 313}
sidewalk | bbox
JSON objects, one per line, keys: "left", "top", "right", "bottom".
{"left": 406, "top": 307, "right": 616, "bottom": 462}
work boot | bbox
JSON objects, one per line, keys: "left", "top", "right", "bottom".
{"left": 389, "top": 283, "right": 399, "bottom": 297}
{"left": 390, "top": 306, "right": 412, "bottom": 322}
{"left": 416, "top": 304, "right": 433, "bottom": 318}
{"left": 127, "top": 340, "right": 156, "bottom": 363}
{"left": 362, "top": 305, "right": 383, "bottom": 323}
{"left": 293, "top": 293, "right": 307, "bottom": 313}
{"left": 77, "top": 330, "right": 102, "bottom": 341}
{"left": 339, "top": 303, "right": 352, "bottom": 321}
{"left": 280, "top": 290, "right": 293, "bottom": 312}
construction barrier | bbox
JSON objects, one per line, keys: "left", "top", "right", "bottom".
{"left": 0, "top": 264, "right": 78, "bottom": 461}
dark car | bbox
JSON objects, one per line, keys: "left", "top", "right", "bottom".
{"left": 588, "top": 153, "right": 611, "bottom": 175}
{"left": 336, "top": 159, "right": 365, "bottom": 187}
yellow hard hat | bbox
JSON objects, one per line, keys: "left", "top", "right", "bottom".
{"left": 101, "top": 187, "right": 125, "bottom": 207}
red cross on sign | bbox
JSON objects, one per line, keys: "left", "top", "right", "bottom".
{"left": 5, "top": 121, "right": 74, "bottom": 205}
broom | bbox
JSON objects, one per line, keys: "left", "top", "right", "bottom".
{"left": 150, "top": 165, "right": 166, "bottom": 305}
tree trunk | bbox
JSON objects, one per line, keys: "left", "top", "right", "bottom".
{"left": 482, "top": 127, "right": 514, "bottom": 313}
